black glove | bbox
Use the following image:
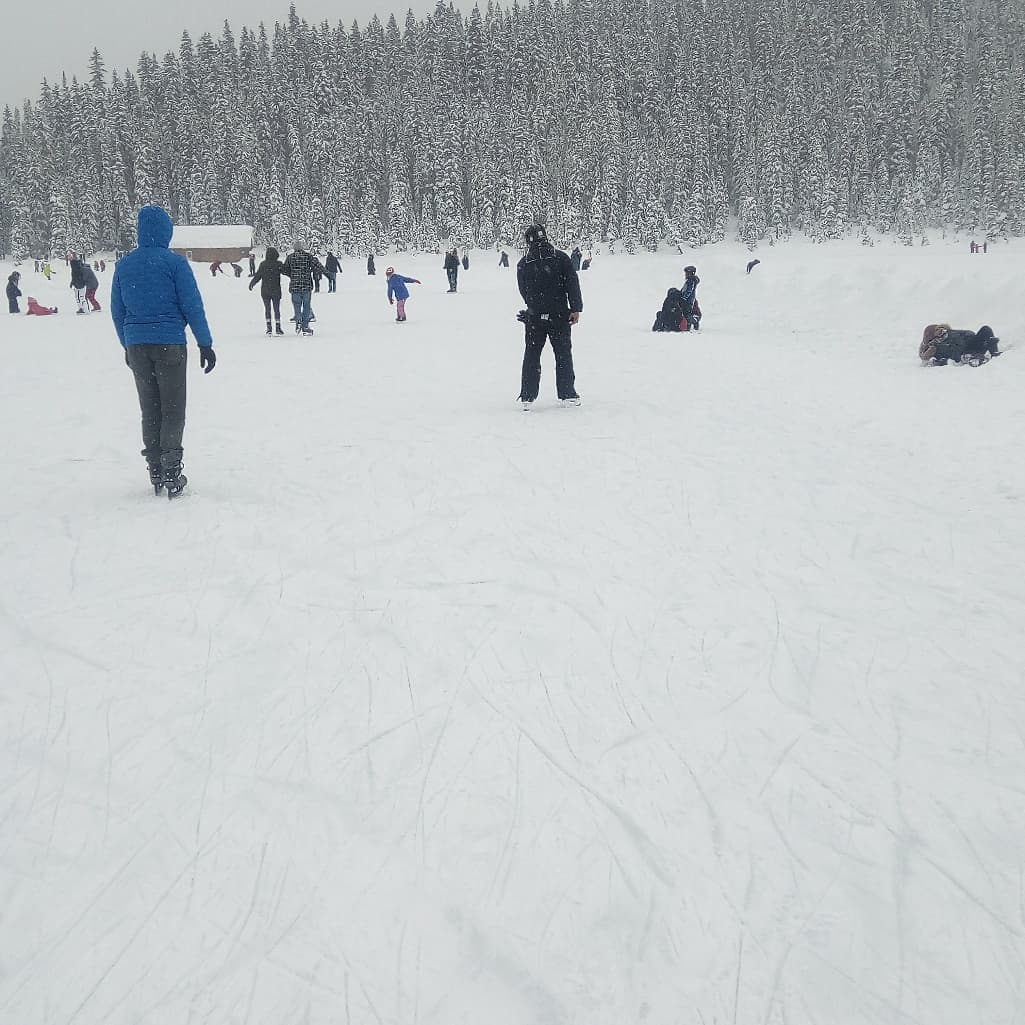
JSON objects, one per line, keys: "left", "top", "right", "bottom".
{"left": 516, "top": 309, "right": 529, "bottom": 323}
{"left": 199, "top": 347, "right": 216, "bottom": 374}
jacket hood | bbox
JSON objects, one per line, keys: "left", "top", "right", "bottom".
{"left": 137, "top": 205, "right": 174, "bottom": 248}
{"left": 266, "top": 247, "right": 279, "bottom": 262}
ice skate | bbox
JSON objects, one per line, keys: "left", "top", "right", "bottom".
{"left": 163, "top": 465, "right": 187, "bottom": 500}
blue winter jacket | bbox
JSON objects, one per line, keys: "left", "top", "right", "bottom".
{"left": 111, "top": 205, "right": 213, "bottom": 348}
{"left": 386, "top": 273, "right": 418, "bottom": 301}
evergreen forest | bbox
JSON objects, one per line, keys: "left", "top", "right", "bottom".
{"left": 1, "top": 0, "right": 1023, "bottom": 257}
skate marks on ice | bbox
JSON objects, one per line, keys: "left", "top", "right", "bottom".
{"left": 2, "top": 242, "right": 1025, "bottom": 1024}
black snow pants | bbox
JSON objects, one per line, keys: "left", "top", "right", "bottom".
{"left": 519, "top": 312, "right": 578, "bottom": 402}
{"left": 262, "top": 295, "right": 281, "bottom": 325}
{"left": 127, "top": 344, "right": 187, "bottom": 471}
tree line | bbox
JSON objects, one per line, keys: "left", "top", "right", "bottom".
{"left": 1, "top": 0, "right": 1023, "bottom": 258}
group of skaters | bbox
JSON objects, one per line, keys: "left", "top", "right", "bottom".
{"left": 104, "top": 205, "right": 587, "bottom": 500}
{"left": 38, "top": 198, "right": 1002, "bottom": 506}
{"left": 245, "top": 242, "right": 475, "bottom": 333}
{"left": 6, "top": 253, "right": 105, "bottom": 316}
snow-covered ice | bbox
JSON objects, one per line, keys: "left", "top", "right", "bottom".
{"left": 2, "top": 238, "right": 1024, "bottom": 1025}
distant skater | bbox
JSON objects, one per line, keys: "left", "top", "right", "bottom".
{"left": 385, "top": 266, "right": 421, "bottom": 322}
{"left": 444, "top": 247, "right": 459, "bottom": 292}
{"left": 7, "top": 271, "right": 22, "bottom": 312}
{"left": 324, "top": 251, "right": 341, "bottom": 292}
{"left": 249, "top": 246, "right": 286, "bottom": 335}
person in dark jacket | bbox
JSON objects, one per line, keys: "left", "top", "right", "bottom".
{"left": 516, "top": 225, "right": 583, "bottom": 408}
{"left": 443, "top": 248, "right": 459, "bottom": 292}
{"left": 367, "top": 254, "right": 376, "bottom": 276}
{"left": 70, "top": 257, "right": 90, "bottom": 314}
{"left": 681, "top": 265, "right": 700, "bottom": 330}
{"left": 281, "top": 240, "right": 326, "bottom": 335}
{"left": 111, "top": 204, "right": 216, "bottom": 497}
{"left": 7, "top": 271, "right": 22, "bottom": 312}
{"left": 249, "top": 246, "right": 286, "bottom": 335}
{"left": 83, "top": 262, "right": 101, "bottom": 310}
{"left": 653, "top": 288, "right": 686, "bottom": 332}
{"left": 248, "top": 253, "right": 256, "bottom": 276}
{"left": 570, "top": 246, "right": 582, "bottom": 271}
{"left": 919, "top": 324, "right": 1001, "bottom": 365}
{"left": 324, "top": 251, "right": 341, "bottom": 293}
{"left": 499, "top": 250, "right": 509, "bottom": 267}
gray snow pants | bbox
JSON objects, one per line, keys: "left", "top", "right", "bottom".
{"left": 127, "top": 344, "right": 187, "bottom": 470}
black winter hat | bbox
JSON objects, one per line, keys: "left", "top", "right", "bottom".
{"left": 524, "top": 224, "right": 548, "bottom": 246}
{"left": 977, "top": 325, "right": 998, "bottom": 343}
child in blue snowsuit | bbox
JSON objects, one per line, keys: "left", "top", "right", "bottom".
{"left": 385, "top": 267, "right": 421, "bottom": 321}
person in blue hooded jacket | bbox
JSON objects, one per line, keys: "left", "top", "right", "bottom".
{"left": 385, "top": 266, "right": 421, "bottom": 321}
{"left": 111, "top": 204, "right": 216, "bottom": 498}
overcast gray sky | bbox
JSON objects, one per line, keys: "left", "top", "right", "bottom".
{"left": 0, "top": 0, "right": 447, "bottom": 110}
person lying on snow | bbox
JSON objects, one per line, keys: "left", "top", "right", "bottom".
{"left": 920, "top": 324, "right": 1001, "bottom": 366}
{"left": 26, "top": 296, "right": 58, "bottom": 315}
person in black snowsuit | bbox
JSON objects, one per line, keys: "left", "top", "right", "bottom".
{"left": 919, "top": 324, "right": 1001, "bottom": 365}
{"left": 248, "top": 253, "right": 256, "bottom": 276}
{"left": 7, "top": 271, "right": 22, "bottom": 312}
{"left": 516, "top": 224, "right": 583, "bottom": 408}
{"left": 499, "top": 250, "right": 509, "bottom": 267}
{"left": 367, "top": 254, "right": 376, "bottom": 276}
{"left": 324, "top": 251, "right": 341, "bottom": 293}
{"left": 444, "top": 248, "right": 459, "bottom": 292}
{"left": 249, "top": 246, "right": 286, "bottom": 335}
{"left": 653, "top": 288, "right": 686, "bottom": 332}
{"left": 570, "top": 246, "right": 582, "bottom": 271}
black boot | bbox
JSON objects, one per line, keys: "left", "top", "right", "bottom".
{"left": 265, "top": 320, "right": 272, "bottom": 336}
{"left": 275, "top": 321, "right": 284, "bottom": 335}
{"left": 163, "top": 464, "right": 188, "bottom": 500}
{"left": 148, "top": 464, "right": 164, "bottom": 495}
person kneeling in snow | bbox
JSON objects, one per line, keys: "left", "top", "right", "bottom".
{"left": 385, "top": 267, "right": 421, "bottom": 321}
{"left": 653, "top": 287, "right": 686, "bottom": 331}
{"left": 26, "top": 296, "right": 58, "bottom": 315}
{"left": 920, "top": 324, "right": 1001, "bottom": 366}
